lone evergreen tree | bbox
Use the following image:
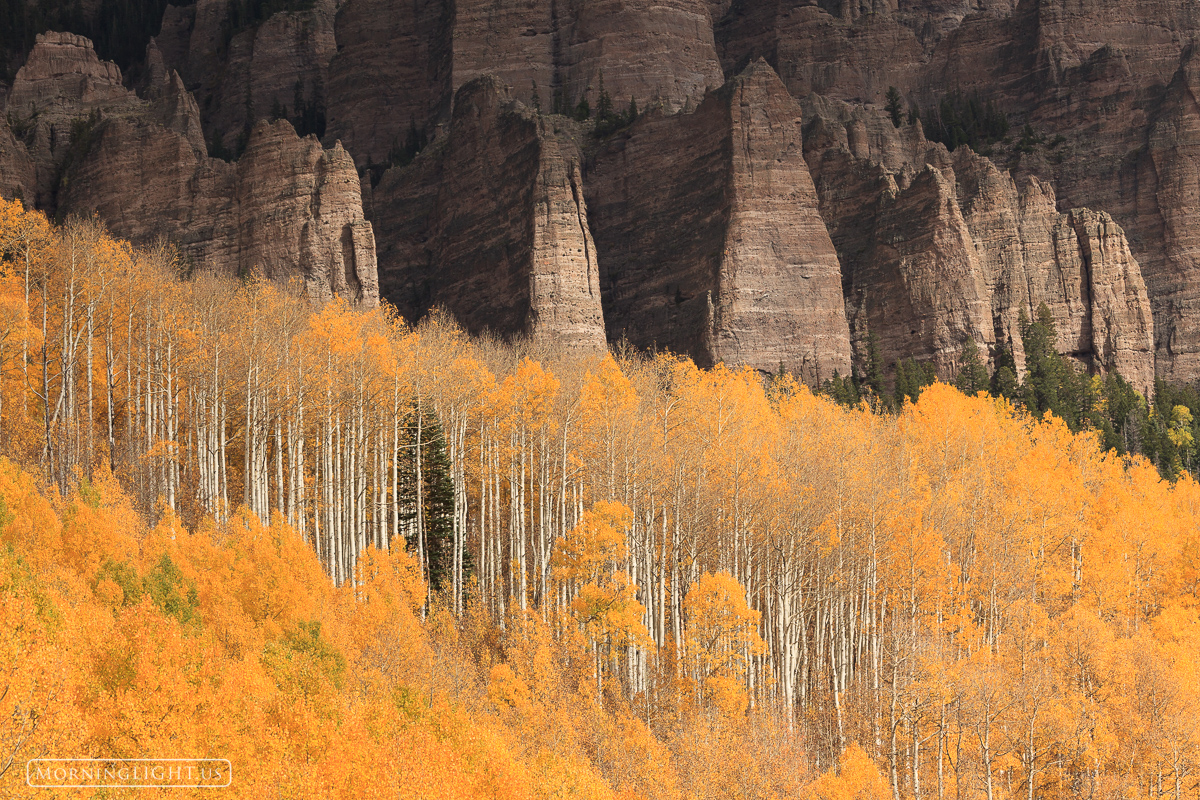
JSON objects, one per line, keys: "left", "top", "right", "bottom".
{"left": 418, "top": 414, "right": 456, "bottom": 593}
{"left": 398, "top": 405, "right": 470, "bottom": 595}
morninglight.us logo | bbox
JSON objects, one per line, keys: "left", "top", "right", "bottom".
{"left": 26, "top": 758, "right": 231, "bottom": 789}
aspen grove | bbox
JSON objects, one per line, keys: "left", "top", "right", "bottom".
{"left": 2, "top": 198, "right": 1199, "bottom": 800}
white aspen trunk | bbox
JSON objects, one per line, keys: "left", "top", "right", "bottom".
{"left": 105, "top": 312, "right": 115, "bottom": 472}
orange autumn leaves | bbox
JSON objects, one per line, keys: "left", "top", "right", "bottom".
{"left": 0, "top": 460, "right": 544, "bottom": 800}
{"left": 3, "top": 200, "right": 1200, "bottom": 800}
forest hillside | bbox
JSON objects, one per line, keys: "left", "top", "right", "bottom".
{"left": 1, "top": 199, "right": 1199, "bottom": 799}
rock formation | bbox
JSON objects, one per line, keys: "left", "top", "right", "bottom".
{"left": 153, "top": 0, "right": 338, "bottom": 151}
{"left": 368, "top": 77, "right": 604, "bottom": 349}
{"left": 5, "top": 32, "right": 142, "bottom": 207}
{"left": 61, "top": 115, "right": 378, "bottom": 305}
{"left": 587, "top": 60, "right": 852, "bottom": 382}
{"left": 1133, "top": 48, "right": 1200, "bottom": 383}
{"left": 9, "top": 0, "right": 1200, "bottom": 385}
{"left": 801, "top": 97, "right": 1155, "bottom": 391}
{"left": 325, "top": 0, "right": 724, "bottom": 167}
{"left": 4, "top": 33, "right": 377, "bottom": 305}
{"left": 709, "top": 0, "right": 1200, "bottom": 381}
{"left": 0, "top": 120, "right": 35, "bottom": 203}
{"left": 552, "top": 0, "right": 723, "bottom": 116}
{"left": 324, "top": 0, "right": 451, "bottom": 167}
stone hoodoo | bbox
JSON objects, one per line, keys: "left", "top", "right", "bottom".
{"left": 369, "top": 78, "right": 604, "bottom": 350}
{"left": 587, "top": 61, "right": 852, "bottom": 382}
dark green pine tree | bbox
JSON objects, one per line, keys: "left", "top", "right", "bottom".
{"left": 596, "top": 74, "right": 614, "bottom": 122}
{"left": 1098, "top": 372, "right": 1144, "bottom": 454}
{"left": 862, "top": 329, "right": 886, "bottom": 399}
{"left": 822, "top": 371, "right": 861, "bottom": 407}
{"left": 954, "top": 338, "right": 990, "bottom": 396}
{"left": 398, "top": 405, "right": 469, "bottom": 595}
{"left": 990, "top": 336, "right": 1020, "bottom": 400}
{"left": 574, "top": 94, "right": 591, "bottom": 122}
{"left": 894, "top": 358, "right": 936, "bottom": 406}
{"left": 1019, "top": 303, "right": 1087, "bottom": 429}
{"left": 418, "top": 413, "right": 456, "bottom": 593}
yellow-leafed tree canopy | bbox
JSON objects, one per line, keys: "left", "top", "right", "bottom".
{"left": 1, "top": 198, "right": 1199, "bottom": 799}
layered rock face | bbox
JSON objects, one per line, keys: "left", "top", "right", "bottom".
{"left": 714, "top": 0, "right": 1188, "bottom": 103}
{"left": 451, "top": 0, "right": 723, "bottom": 115}
{"left": 1133, "top": 48, "right": 1200, "bottom": 382}
{"left": 235, "top": 121, "right": 378, "bottom": 303}
{"left": 326, "top": 0, "right": 723, "bottom": 167}
{"left": 710, "top": 0, "right": 1200, "bottom": 381}
{"left": 4, "top": 33, "right": 377, "bottom": 304}
{"left": 61, "top": 115, "right": 378, "bottom": 304}
{"left": 802, "top": 98, "right": 1155, "bottom": 391}
{"left": 0, "top": 120, "right": 35, "bottom": 202}
{"left": 325, "top": 0, "right": 451, "bottom": 167}
{"left": 587, "top": 61, "right": 851, "bottom": 381}
{"left": 369, "top": 78, "right": 604, "bottom": 349}
{"left": 552, "top": 0, "right": 723, "bottom": 114}
{"left": 9, "top": 0, "right": 1200, "bottom": 386}
{"left": 5, "top": 32, "right": 142, "bottom": 207}
{"left": 154, "top": 0, "right": 338, "bottom": 151}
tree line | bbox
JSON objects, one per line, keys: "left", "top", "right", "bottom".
{"left": 821, "top": 304, "right": 1200, "bottom": 480}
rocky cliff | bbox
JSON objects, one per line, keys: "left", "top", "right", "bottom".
{"left": 708, "top": 0, "right": 1200, "bottom": 382}
{"left": 802, "top": 97, "right": 1155, "bottom": 391}
{"left": 587, "top": 61, "right": 851, "bottom": 382}
{"left": 5, "top": 32, "right": 142, "bottom": 208}
{"left": 61, "top": 114, "right": 378, "bottom": 304}
{"left": 324, "top": 0, "right": 450, "bottom": 168}
{"left": 325, "top": 0, "right": 724, "bottom": 167}
{"left": 8, "top": 0, "right": 1200, "bottom": 385}
{"left": 368, "top": 78, "right": 604, "bottom": 350}
{"left": 6, "top": 33, "right": 377, "bottom": 304}
{"left": 0, "top": 119, "right": 35, "bottom": 202}
{"left": 153, "top": 0, "right": 337, "bottom": 152}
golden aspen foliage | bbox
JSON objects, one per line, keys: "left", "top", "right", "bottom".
{"left": 5, "top": 214, "right": 1200, "bottom": 800}
{"left": 683, "top": 571, "right": 765, "bottom": 714}
{"left": 806, "top": 743, "right": 892, "bottom": 800}
{"left": 553, "top": 499, "right": 633, "bottom": 583}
